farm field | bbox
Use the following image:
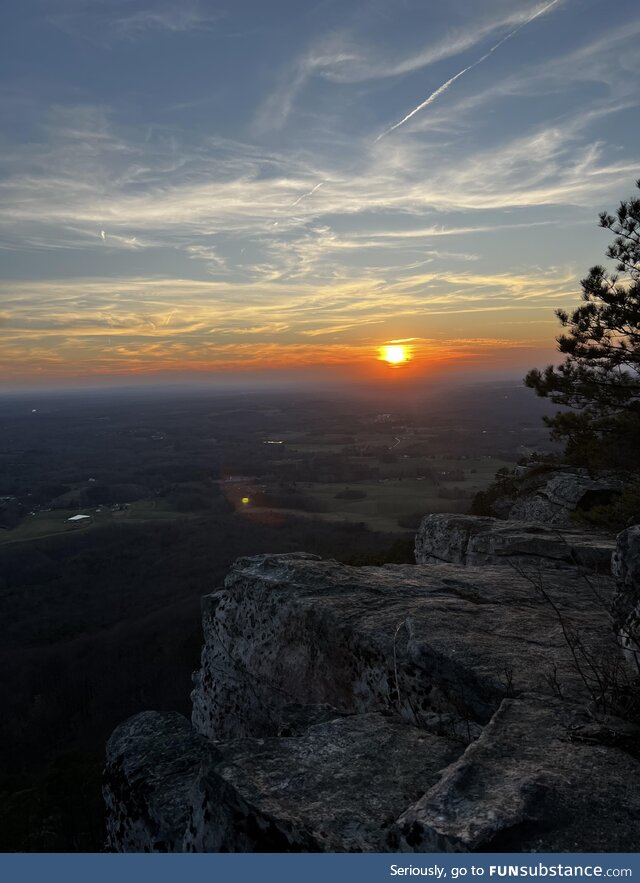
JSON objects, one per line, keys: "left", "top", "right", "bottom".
{"left": 237, "top": 454, "right": 514, "bottom": 532}
{"left": 0, "top": 499, "right": 193, "bottom": 545}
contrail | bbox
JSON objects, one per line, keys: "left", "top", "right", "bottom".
{"left": 290, "top": 181, "right": 324, "bottom": 207}
{"left": 376, "top": 0, "right": 561, "bottom": 141}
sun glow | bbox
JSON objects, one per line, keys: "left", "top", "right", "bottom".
{"left": 380, "top": 344, "right": 410, "bottom": 365}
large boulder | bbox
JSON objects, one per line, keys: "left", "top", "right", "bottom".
{"left": 187, "top": 712, "right": 461, "bottom": 852}
{"left": 191, "top": 553, "right": 613, "bottom": 742}
{"left": 508, "top": 471, "right": 623, "bottom": 526}
{"left": 105, "top": 709, "right": 462, "bottom": 853}
{"left": 611, "top": 525, "right": 640, "bottom": 673}
{"left": 415, "top": 514, "right": 614, "bottom": 572}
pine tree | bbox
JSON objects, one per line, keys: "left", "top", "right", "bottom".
{"left": 525, "top": 180, "right": 640, "bottom": 471}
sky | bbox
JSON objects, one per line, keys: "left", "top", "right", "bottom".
{"left": 1, "top": 0, "right": 639, "bottom": 390}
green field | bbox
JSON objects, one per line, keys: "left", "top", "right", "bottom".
{"left": 299, "top": 480, "right": 461, "bottom": 532}
{"left": 0, "top": 499, "right": 193, "bottom": 545}
{"left": 245, "top": 455, "right": 512, "bottom": 533}
{"left": 1, "top": 450, "right": 511, "bottom": 543}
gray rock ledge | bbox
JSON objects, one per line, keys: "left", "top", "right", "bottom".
{"left": 415, "top": 514, "right": 614, "bottom": 572}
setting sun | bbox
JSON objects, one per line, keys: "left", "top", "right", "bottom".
{"left": 380, "top": 344, "right": 410, "bottom": 365}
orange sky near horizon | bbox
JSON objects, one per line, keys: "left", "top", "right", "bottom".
{"left": 0, "top": 269, "right": 570, "bottom": 389}
{"left": 0, "top": 327, "right": 560, "bottom": 389}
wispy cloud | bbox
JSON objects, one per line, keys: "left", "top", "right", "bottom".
{"left": 0, "top": 103, "right": 631, "bottom": 247}
{"left": 49, "top": 2, "right": 220, "bottom": 44}
{"left": 314, "top": 3, "right": 569, "bottom": 84}
{"left": 257, "top": 3, "right": 571, "bottom": 132}
{"left": 114, "top": 4, "right": 221, "bottom": 37}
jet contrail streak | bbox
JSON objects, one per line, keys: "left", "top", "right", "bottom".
{"left": 290, "top": 181, "right": 324, "bottom": 207}
{"left": 377, "top": 0, "right": 561, "bottom": 141}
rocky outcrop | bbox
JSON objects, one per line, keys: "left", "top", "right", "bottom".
{"left": 415, "top": 513, "right": 614, "bottom": 572}
{"left": 102, "top": 471, "right": 640, "bottom": 856}
{"left": 612, "top": 525, "right": 640, "bottom": 672}
{"left": 103, "top": 535, "right": 640, "bottom": 853}
{"left": 105, "top": 695, "right": 640, "bottom": 854}
{"left": 190, "top": 712, "right": 461, "bottom": 852}
{"left": 190, "top": 553, "right": 613, "bottom": 742}
{"left": 105, "top": 708, "right": 463, "bottom": 853}
{"left": 507, "top": 471, "right": 623, "bottom": 525}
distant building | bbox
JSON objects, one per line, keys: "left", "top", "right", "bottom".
{"left": 223, "top": 476, "right": 256, "bottom": 483}
{"left": 67, "top": 514, "right": 92, "bottom": 523}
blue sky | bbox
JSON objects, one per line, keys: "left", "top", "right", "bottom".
{"left": 1, "top": 0, "right": 639, "bottom": 387}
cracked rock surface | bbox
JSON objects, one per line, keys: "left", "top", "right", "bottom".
{"left": 394, "top": 695, "right": 640, "bottom": 852}
{"left": 191, "top": 553, "right": 613, "bottom": 741}
{"left": 104, "top": 527, "right": 640, "bottom": 853}
{"left": 415, "top": 514, "right": 614, "bottom": 572}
